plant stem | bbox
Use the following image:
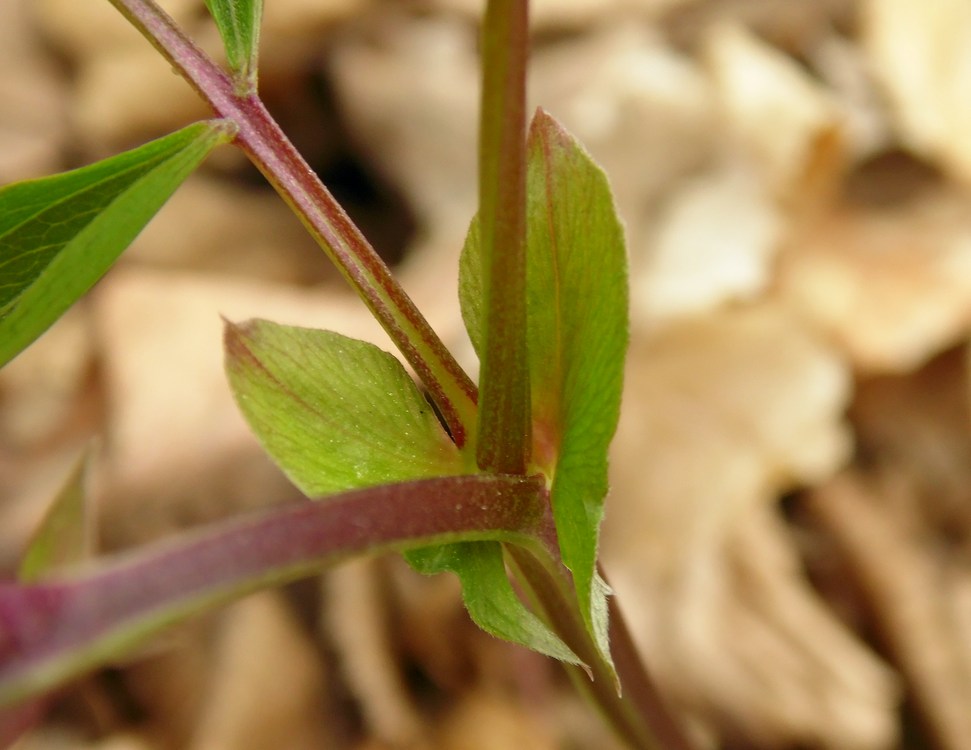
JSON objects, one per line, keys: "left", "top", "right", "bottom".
{"left": 602, "top": 567, "right": 697, "bottom": 750}
{"left": 508, "top": 547, "right": 656, "bottom": 748}
{"left": 508, "top": 549, "right": 697, "bottom": 750}
{"left": 107, "top": 0, "right": 478, "bottom": 448}
{"left": 476, "top": 0, "right": 531, "bottom": 474}
{"left": 0, "top": 475, "right": 552, "bottom": 709}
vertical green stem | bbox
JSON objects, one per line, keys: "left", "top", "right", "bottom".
{"left": 107, "top": 0, "right": 478, "bottom": 447}
{"left": 476, "top": 0, "right": 531, "bottom": 474}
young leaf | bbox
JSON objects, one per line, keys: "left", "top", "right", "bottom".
{"left": 203, "top": 0, "right": 262, "bottom": 93}
{"left": 407, "top": 542, "right": 580, "bottom": 664}
{"left": 524, "top": 110, "right": 628, "bottom": 667}
{"left": 0, "top": 120, "right": 234, "bottom": 368}
{"left": 18, "top": 451, "right": 92, "bottom": 583}
{"left": 224, "top": 319, "right": 469, "bottom": 495}
{"left": 459, "top": 109, "right": 629, "bottom": 669}
{"left": 458, "top": 217, "right": 484, "bottom": 356}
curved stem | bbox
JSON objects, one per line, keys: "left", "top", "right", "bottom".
{"left": 0, "top": 475, "right": 551, "bottom": 709}
{"left": 107, "top": 0, "right": 478, "bottom": 447}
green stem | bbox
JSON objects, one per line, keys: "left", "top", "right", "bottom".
{"left": 476, "top": 0, "right": 531, "bottom": 473}
{"left": 107, "top": 0, "right": 478, "bottom": 447}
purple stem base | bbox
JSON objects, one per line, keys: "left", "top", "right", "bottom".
{"left": 0, "top": 474, "right": 551, "bottom": 710}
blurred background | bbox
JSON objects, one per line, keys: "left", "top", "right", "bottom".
{"left": 3, "top": 0, "right": 971, "bottom": 748}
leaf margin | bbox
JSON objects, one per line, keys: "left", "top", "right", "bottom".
{"left": 0, "top": 119, "right": 235, "bottom": 368}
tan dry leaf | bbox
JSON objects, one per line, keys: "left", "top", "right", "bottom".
{"left": 0, "top": 307, "right": 96, "bottom": 570}
{"left": 862, "top": 0, "right": 971, "bottom": 183}
{"left": 258, "top": 0, "right": 368, "bottom": 83}
{"left": 0, "top": 0, "right": 69, "bottom": 183}
{"left": 262, "top": 0, "right": 365, "bottom": 38}
{"left": 329, "top": 14, "right": 480, "bottom": 233}
{"left": 189, "top": 592, "right": 332, "bottom": 750}
{"left": 91, "top": 735, "right": 158, "bottom": 750}
{"left": 325, "top": 558, "right": 426, "bottom": 746}
{"left": 720, "top": 509, "right": 898, "bottom": 748}
{"left": 13, "top": 729, "right": 157, "bottom": 750}
{"left": 632, "top": 165, "right": 781, "bottom": 323}
{"left": 704, "top": 22, "right": 845, "bottom": 207}
{"left": 0, "top": 306, "right": 93, "bottom": 449}
{"left": 115, "top": 618, "right": 216, "bottom": 748}
{"left": 73, "top": 40, "right": 213, "bottom": 154}
{"left": 436, "top": 689, "right": 557, "bottom": 750}
{"left": 610, "top": 306, "right": 850, "bottom": 568}
{"left": 33, "top": 0, "right": 198, "bottom": 61}
{"left": 605, "top": 304, "right": 872, "bottom": 747}
{"left": 532, "top": 23, "right": 715, "bottom": 255}
{"left": 778, "top": 191, "right": 971, "bottom": 373}
{"left": 93, "top": 269, "right": 388, "bottom": 484}
{"left": 123, "top": 175, "right": 329, "bottom": 284}
{"left": 424, "top": 0, "right": 693, "bottom": 30}
{"left": 808, "top": 34, "right": 895, "bottom": 163}
{"left": 808, "top": 474, "right": 971, "bottom": 750}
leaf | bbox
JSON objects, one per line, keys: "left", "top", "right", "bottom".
{"left": 204, "top": 0, "right": 263, "bottom": 93}
{"left": 0, "top": 474, "right": 549, "bottom": 709}
{"left": 525, "top": 110, "right": 628, "bottom": 668}
{"left": 459, "top": 109, "right": 629, "bottom": 669}
{"left": 224, "top": 319, "right": 469, "bottom": 495}
{"left": 0, "top": 120, "right": 234, "bottom": 368}
{"left": 18, "top": 451, "right": 92, "bottom": 583}
{"left": 458, "top": 219, "right": 484, "bottom": 355}
{"left": 407, "top": 542, "right": 580, "bottom": 664}
{"left": 222, "top": 318, "right": 579, "bottom": 663}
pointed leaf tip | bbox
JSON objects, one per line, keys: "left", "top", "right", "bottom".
{"left": 526, "top": 111, "right": 628, "bottom": 672}
{"left": 459, "top": 110, "right": 628, "bottom": 671}
{"left": 407, "top": 542, "right": 582, "bottom": 665}
{"left": 19, "top": 451, "right": 93, "bottom": 583}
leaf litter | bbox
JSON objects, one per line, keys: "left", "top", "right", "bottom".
{"left": 5, "top": 0, "right": 971, "bottom": 747}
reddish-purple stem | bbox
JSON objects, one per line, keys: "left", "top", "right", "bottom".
{"left": 107, "top": 0, "right": 478, "bottom": 447}
{"left": 0, "top": 475, "right": 552, "bottom": 708}
{"left": 476, "top": 0, "right": 531, "bottom": 473}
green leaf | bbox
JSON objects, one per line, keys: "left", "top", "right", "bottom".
{"left": 458, "top": 218, "right": 484, "bottom": 356}
{"left": 406, "top": 542, "right": 580, "bottom": 664}
{"left": 18, "top": 451, "right": 92, "bottom": 583}
{"left": 222, "top": 319, "right": 576, "bottom": 663}
{"left": 204, "top": 0, "right": 263, "bottom": 93}
{"left": 0, "top": 120, "right": 234, "bottom": 368}
{"left": 459, "top": 109, "right": 628, "bottom": 669}
{"left": 224, "top": 319, "right": 468, "bottom": 495}
{"left": 524, "top": 109, "right": 628, "bottom": 667}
